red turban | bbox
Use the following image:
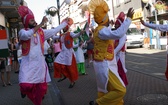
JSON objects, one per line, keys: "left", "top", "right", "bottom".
{"left": 115, "top": 12, "right": 125, "bottom": 28}
{"left": 18, "top": 6, "right": 35, "bottom": 29}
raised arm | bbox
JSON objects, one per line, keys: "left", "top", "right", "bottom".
{"left": 70, "top": 30, "right": 84, "bottom": 38}
{"left": 43, "top": 22, "right": 68, "bottom": 40}
{"left": 140, "top": 18, "right": 168, "bottom": 32}
{"left": 99, "top": 8, "right": 134, "bottom": 40}
{"left": 52, "top": 35, "right": 60, "bottom": 40}
{"left": 19, "top": 16, "right": 48, "bottom": 40}
{"left": 99, "top": 18, "right": 131, "bottom": 40}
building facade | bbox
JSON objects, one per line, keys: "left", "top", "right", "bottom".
{"left": 59, "top": 0, "right": 114, "bottom": 30}
{"left": 113, "top": 0, "right": 168, "bottom": 49}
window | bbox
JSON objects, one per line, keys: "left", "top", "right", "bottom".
{"left": 124, "top": 0, "right": 131, "bottom": 4}
{"left": 116, "top": 0, "right": 121, "bottom": 6}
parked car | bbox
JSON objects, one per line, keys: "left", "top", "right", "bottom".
{"left": 126, "top": 24, "right": 144, "bottom": 48}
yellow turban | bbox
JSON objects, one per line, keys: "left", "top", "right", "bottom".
{"left": 88, "top": 0, "right": 109, "bottom": 25}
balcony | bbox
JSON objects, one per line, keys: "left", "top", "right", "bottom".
{"left": 0, "top": 0, "right": 21, "bottom": 19}
{"left": 0, "top": 0, "right": 23, "bottom": 28}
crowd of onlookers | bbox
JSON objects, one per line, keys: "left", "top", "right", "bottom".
{"left": 43, "top": 30, "right": 94, "bottom": 72}
{"left": 0, "top": 37, "right": 20, "bottom": 87}
{"left": 0, "top": 30, "right": 94, "bottom": 87}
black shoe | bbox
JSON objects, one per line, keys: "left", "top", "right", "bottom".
{"left": 21, "top": 93, "right": 26, "bottom": 98}
{"left": 82, "top": 73, "right": 88, "bottom": 75}
{"left": 57, "top": 77, "right": 66, "bottom": 82}
{"left": 42, "top": 96, "right": 45, "bottom": 100}
{"left": 89, "top": 101, "right": 97, "bottom": 105}
{"left": 7, "top": 83, "right": 12, "bottom": 86}
{"left": 69, "top": 82, "right": 75, "bottom": 88}
{"left": 15, "top": 71, "right": 19, "bottom": 73}
{"left": 2, "top": 84, "right": 7, "bottom": 87}
{"left": 89, "top": 101, "right": 94, "bottom": 105}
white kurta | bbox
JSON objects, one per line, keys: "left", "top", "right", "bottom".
{"left": 94, "top": 18, "right": 131, "bottom": 93}
{"left": 114, "top": 34, "right": 127, "bottom": 73}
{"left": 144, "top": 22, "right": 168, "bottom": 32}
{"left": 73, "top": 38, "right": 85, "bottom": 63}
{"left": 18, "top": 22, "right": 67, "bottom": 83}
{"left": 54, "top": 32, "right": 81, "bottom": 65}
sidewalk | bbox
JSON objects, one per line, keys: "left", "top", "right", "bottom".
{"left": 126, "top": 47, "right": 166, "bottom": 54}
{"left": 0, "top": 70, "right": 60, "bottom": 105}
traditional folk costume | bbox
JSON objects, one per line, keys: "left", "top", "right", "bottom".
{"left": 73, "top": 38, "right": 86, "bottom": 75}
{"left": 18, "top": 6, "right": 67, "bottom": 105}
{"left": 114, "top": 12, "right": 128, "bottom": 86}
{"left": 142, "top": 22, "right": 168, "bottom": 80}
{"left": 53, "top": 19, "right": 81, "bottom": 88}
{"left": 88, "top": 0, "right": 132, "bottom": 105}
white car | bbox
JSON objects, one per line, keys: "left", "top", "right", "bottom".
{"left": 126, "top": 24, "right": 144, "bottom": 48}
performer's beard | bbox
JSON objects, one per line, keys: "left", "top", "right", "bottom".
{"left": 28, "top": 22, "right": 37, "bottom": 29}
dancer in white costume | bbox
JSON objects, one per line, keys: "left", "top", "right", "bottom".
{"left": 18, "top": 5, "right": 69, "bottom": 105}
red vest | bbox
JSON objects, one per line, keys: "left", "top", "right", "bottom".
{"left": 61, "top": 32, "right": 73, "bottom": 49}
{"left": 21, "top": 28, "right": 45, "bottom": 56}
{"left": 114, "top": 39, "right": 125, "bottom": 52}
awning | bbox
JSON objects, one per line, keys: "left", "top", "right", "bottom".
{"left": 147, "top": 12, "right": 168, "bottom": 21}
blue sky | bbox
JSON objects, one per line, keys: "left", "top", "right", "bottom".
{"left": 24, "top": 0, "right": 57, "bottom": 24}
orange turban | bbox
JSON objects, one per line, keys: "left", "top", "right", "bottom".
{"left": 88, "top": 0, "right": 109, "bottom": 25}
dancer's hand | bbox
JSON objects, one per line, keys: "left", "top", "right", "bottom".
{"left": 41, "top": 16, "right": 48, "bottom": 25}
{"left": 80, "top": 30, "right": 85, "bottom": 35}
{"left": 127, "top": 8, "right": 134, "bottom": 19}
{"left": 109, "top": 20, "right": 114, "bottom": 26}
{"left": 140, "top": 18, "right": 145, "bottom": 26}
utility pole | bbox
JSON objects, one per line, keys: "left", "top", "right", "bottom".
{"left": 57, "top": 0, "right": 60, "bottom": 25}
{"left": 154, "top": 9, "right": 160, "bottom": 49}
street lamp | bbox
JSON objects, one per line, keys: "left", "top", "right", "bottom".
{"left": 56, "top": 0, "right": 61, "bottom": 25}
{"left": 56, "top": 0, "right": 71, "bottom": 25}
{"left": 142, "top": 0, "right": 148, "bottom": 3}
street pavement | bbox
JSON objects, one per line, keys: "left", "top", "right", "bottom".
{"left": 0, "top": 48, "right": 168, "bottom": 105}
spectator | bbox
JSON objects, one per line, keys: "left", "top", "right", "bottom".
{"left": 73, "top": 37, "right": 87, "bottom": 75}
{"left": 0, "top": 57, "right": 12, "bottom": 87}
{"left": 11, "top": 37, "right": 19, "bottom": 73}
{"left": 53, "top": 39, "right": 61, "bottom": 58}
{"left": 45, "top": 48, "right": 54, "bottom": 72}
{"left": 86, "top": 32, "right": 94, "bottom": 67}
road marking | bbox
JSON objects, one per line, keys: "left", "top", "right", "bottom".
{"left": 126, "top": 60, "right": 150, "bottom": 65}
{"left": 127, "top": 53, "right": 166, "bottom": 60}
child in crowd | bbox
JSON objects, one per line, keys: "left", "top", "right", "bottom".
{"left": 45, "top": 48, "right": 54, "bottom": 72}
{"left": 73, "top": 37, "right": 87, "bottom": 75}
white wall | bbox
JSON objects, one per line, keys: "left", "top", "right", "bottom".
{"left": 0, "top": 12, "right": 5, "bottom": 27}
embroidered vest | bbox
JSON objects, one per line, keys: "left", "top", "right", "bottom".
{"left": 93, "top": 25, "right": 114, "bottom": 61}
{"left": 114, "top": 39, "right": 126, "bottom": 52}
{"left": 21, "top": 28, "right": 45, "bottom": 56}
{"left": 61, "top": 32, "right": 73, "bottom": 49}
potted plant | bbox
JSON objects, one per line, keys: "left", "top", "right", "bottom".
{"left": 45, "top": 7, "right": 58, "bottom": 17}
